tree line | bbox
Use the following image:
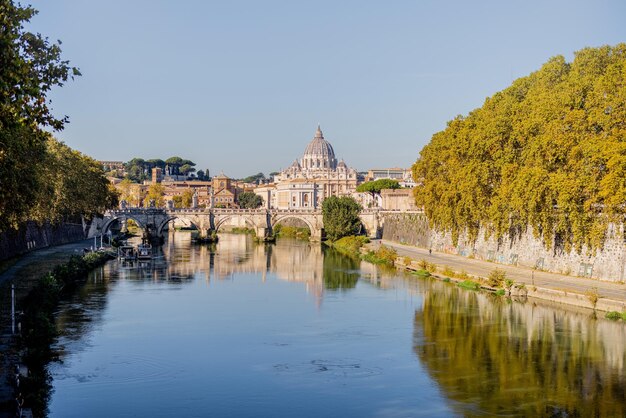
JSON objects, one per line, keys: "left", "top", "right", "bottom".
{"left": 412, "top": 44, "right": 626, "bottom": 253}
{"left": 0, "top": 1, "right": 118, "bottom": 232}
{"left": 119, "top": 157, "right": 209, "bottom": 182}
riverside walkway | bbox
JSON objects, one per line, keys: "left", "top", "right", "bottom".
{"left": 377, "top": 239, "right": 626, "bottom": 310}
{"left": 0, "top": 238, "right": 96, "bottom": 417}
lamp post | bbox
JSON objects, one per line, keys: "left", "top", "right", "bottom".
{"left": 11, "top": 283, "right": 15, "bottom": 334}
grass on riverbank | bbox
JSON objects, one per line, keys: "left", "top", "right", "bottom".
{"left": 605, "top": 311, "right": 626, "bottom": 321}
{"left": 328, "top": 236, "right": 398, "bottom": 267}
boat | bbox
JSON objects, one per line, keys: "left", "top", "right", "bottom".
{"left": 136, "top": 243, "right": 153, "bottom": 260}
{"left": 118, "top": 245, "right": 136, "bottom": 260}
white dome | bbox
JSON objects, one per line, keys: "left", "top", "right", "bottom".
{"left": 301, "top": 126, "right": 337, "bottom": 170}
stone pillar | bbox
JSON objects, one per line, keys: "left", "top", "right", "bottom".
{"left": 310, "top": 228, "right": 323, "bottom": 241}
{"left": 192, "top": 191, "right": 199, "bottom": 209}
{"left": 256, "top": 227, "right": 268, "bottom": 241}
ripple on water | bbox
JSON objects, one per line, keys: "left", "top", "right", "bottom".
{"left": 273, "top": 358, "right": 383, "bottom": 379}
{"left": 52, "top": 353, "right": 184, "bottom": 388}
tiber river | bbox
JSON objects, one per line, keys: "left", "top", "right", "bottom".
{"left": 47, "top": 233, "right": 626, "bottom": 417}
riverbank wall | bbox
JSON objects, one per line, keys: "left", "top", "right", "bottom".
{"left": 0, "top": 217, "right": 103, "bottom": 262}
{"left": 382, "top": 213, "right": 626, "bottom": 283}
{"left": 390, "top": 255, "right": 626, "bottom": 314}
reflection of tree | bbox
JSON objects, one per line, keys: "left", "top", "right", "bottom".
{"left": 55, "top": 268, "right": 110, "bottom": 345}
{"left": 414, "top": 283, "right": 626, "bottom": 417}
{"left": 322, "top": 247, "right": 359, "bottom": 290}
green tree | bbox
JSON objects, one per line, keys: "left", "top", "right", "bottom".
{"left": 180, "top": 163, "right": 196, "bottom": 176}
{"left": 238, "top": 191, "right": 263, "bottom": 209}
{"left": 356, "top": 178, "right": 400, "bottom": 198}
{"left": 241, "top": 172, "right": 266, "bottom": 184}
{"left": 165, "top": 156, "right": 184, "bottom": 175}
{"left": 0, "top": 0, "right": 83, "bottom": 231}
{"left": 322, "top": 196, "right": 362, "bottom": 241}
{"left": 124, "top": 158, "right": 148, "bottom": 182}
{"left": 146, "top": 158, "right": 166, "bottom": 170}
{"left": 32, "top": 137, "right": 118, "bottom": 222}
{"left": 0, "top": 1, "right": 80, "bottom": 130}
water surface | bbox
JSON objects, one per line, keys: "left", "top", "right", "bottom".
{"left": 48, "top": 233, "right": 626, "bottom": 417}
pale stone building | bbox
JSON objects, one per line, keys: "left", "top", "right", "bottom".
{"left": 365, "top": 167, "right": 416, "bottom": 188}
{"left": 381, "top": 188, "right": 419, "bottom": 211}
{"left": 267, "top": 126, "right": 359, "bottom": 209}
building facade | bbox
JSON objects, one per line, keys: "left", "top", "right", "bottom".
{"left": 266, "top": 126, "right": 359, "bottom": 209}
{"left": 365, "top": 167, "right": 416, "bottom": 188}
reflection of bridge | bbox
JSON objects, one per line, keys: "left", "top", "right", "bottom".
{"left": 102, "top": 208, "right": 385, "bottom": 241}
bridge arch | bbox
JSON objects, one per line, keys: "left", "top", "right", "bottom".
{"left": 102, "top": 214, "right": 147, "bottom": 235}
{"left": 271, "top": 215, "right": 316, "bottom": 234}
{"left": 214, "top": 214, "right": 259, "bottom": 232}
{"left": 155, "top": 215, "right": 203, "bottom": 237}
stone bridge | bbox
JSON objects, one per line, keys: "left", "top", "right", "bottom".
{"left": 101, "top": 208, "right": 390, "bottom": 241}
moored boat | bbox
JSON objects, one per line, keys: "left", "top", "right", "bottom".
{"left": 136, "top": 243, "right": 153, "bottom": 259}
{"left": 118, "top": 245, "right": 136, "bottom": 260}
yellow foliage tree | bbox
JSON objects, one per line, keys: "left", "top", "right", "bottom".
{"left": 413, "top": 44, "right": 626, "bottom": 253}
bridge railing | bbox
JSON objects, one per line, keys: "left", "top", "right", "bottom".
{"left": 107, "top": 208, "right": 166, "bottom": 215}
{"left": 106, "top": 207, "right": 424, "bottom": 217}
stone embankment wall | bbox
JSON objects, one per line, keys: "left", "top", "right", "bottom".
{"left": 0, "top": 217, "right": 103, "bottom": 262}
{"left": 382, "top": 213, "right": 626, "bottom": 283}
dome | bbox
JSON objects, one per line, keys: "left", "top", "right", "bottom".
{"left": 301, "top": 125, "right": 337, "bottom": 170}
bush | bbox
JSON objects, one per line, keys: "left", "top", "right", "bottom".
{"left": 418, "top": 259, "right": 429, "bottom": 270}
{"left": 442, "top": 277, "right": 451, "bottom": 283}
{"left": 585, "top": 287, "right": 599, "bottom": 309}
{"left": 504, "top": 278, "right": 515, "bottom": 293}
{"left": 412, "top": 269, "right": 431, "bottom": 278}
{"left": 486, "top": 269, "right": 507, "bottom": 288}
{"left": 362, "top": 245, "right": 398, "bottom": 266}
{"left": 333, "top": 235, "right": 370, "bottom": 255}
{"left": 605, "top": 311, "right": 622, "bottom": 320}
{"left": 495, "top": 289, "right": 506, "bottom": 296}
{"left": 403, "top": 256, "right": 412, "bottom": 266}
{"left": 442, "top": 265, "right": 455, "bottom": 277}
{"left": 457, "top": 280, "right": 480, "bottom": 291}
{"left": 376, "top": 245, "right": 398, "bottom": 265}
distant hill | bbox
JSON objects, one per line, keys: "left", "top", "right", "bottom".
{"left": 412, "top": 44, "right": 626, "bottom": 252}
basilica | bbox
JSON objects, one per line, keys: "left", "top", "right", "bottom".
{"left": 256, "top": 126, "right": 359, "bottom": 209}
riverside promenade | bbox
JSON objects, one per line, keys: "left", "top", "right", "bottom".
{"left": 375, "top": 239, "right": 626, "bottom": 312}
{"left": 0, "top": 238, "right": 96, "bottom": 418}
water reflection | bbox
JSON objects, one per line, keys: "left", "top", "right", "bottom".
{"left": 414, "top": 282, "right": 626, "bottom": 416}
{"left": 46, "top": 232, "right": 626, "bottom": 417}
{"left": 108, "top": 233, "right": 354, "bottom": 301}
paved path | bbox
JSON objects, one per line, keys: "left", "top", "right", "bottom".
{"left": 376, "top": 239, "right": 626, "bottom": 303}
{"left": 0, "top": 239, "right": 96, "bottom": 286}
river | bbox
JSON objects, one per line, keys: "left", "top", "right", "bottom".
{"left": 46, "top": 233, "right": 626, "bottom": 417}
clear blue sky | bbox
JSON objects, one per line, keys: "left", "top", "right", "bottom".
{"left": 29, "top": 0, "right": 626, "bottom": 178}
